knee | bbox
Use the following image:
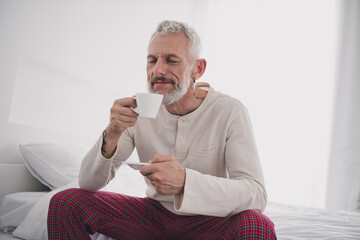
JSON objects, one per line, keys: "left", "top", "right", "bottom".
{"left": 49, "top": 188, "right": 86, "bottom": 209}
{"left": 232, "top": 210, "right": 276, "bottom": 239}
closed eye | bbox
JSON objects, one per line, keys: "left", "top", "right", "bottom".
{"left": 166, "top": 56, "right": 180, "bottom": 64}
{"left": 167, "top": 59, "right": 178, "bottom": 64}
{"left": 147, "top": 56, "right": 157, "bottom": 64}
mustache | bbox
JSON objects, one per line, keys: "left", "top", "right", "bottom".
{"left": 150, "top": 77, "right": 175, "bottom": 85}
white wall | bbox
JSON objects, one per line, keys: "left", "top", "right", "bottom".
{"left": 200, "top": 0, "right": 337, "bottom": 208}
{"left": 0, "top": 0, "right": 337, "bottom": 209}
{"left": 0, "top": 0, "right": 200, "bottom": 163}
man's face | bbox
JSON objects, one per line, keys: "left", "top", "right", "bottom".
{"left": 147, "top": 32, "right": 194, "bottom": 105}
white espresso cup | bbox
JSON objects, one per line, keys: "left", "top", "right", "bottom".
{"left": 132, "top": 93, "right": 163, "bottom": 118}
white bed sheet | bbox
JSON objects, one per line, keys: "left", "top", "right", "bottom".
{"left": 3, "top": 193, "right": 360, "bottom": 239}
{"left": 11, "top": 163, "right": 147, "bottom": 240}
{"left": 0, "top": 192, "right": 47, "bottom": 233}
{"left": 265, "top": 202, "right": 360, "bottom": 239}
{"left": 0, "top": 231, "right": 20, "bottom": 240}
{"left": 1, "top": 164, "right": 360, "bottom": 239}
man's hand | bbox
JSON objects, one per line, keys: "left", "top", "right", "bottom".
{"left": 108, "top": 97, "right": 138, "bottom": 136}
{"left": 140, "top": 154, "right": 186, "bottom": 195}
{"left": 102, "top": 97, "right": 138, "bottom": 158}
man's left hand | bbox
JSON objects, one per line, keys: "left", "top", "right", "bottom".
{"left": 140, "top": 154, "right": 185, "bottom": 195}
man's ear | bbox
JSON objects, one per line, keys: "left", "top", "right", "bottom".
{"left": 193, "top": 58, "right": 207, "bottom": 80}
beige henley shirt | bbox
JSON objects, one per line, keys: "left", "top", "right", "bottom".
{"left": 79, "top": 89, "right": 267, "bottom": 217}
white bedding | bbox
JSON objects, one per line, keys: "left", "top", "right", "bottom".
{"left": 265, "top": 202, "right": 360, "bottom": 239}
{"left": 10, "top": 182, "right": 114, "bottom": 240}
{"left": 1, "top": 161, "right": 360, "bottom": 239}
{"left": 1, "top": 189, "right": 360, "bottom": 239}
{"left": 0, "top": 163, "right": 146, "bottom": 240}
{"left": 0, "top": 192, "right": 46, "bottom": 233}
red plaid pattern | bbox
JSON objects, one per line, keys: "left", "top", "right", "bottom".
{"left": 48, "top": 188, "right": 276, "bottom": 239}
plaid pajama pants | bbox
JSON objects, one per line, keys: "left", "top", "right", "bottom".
{"left": 47, "top": 188, "right": 276, "bottom": 240}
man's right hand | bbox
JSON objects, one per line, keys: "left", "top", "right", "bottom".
{"left": 102, "top": 97, "right": 138, "bottom": 158}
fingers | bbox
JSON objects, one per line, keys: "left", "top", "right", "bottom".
{"left": 148, "top": 154, "right": 173, "bottom": 164}
{"left": 147, "top": 175, "right": 184, "bottom": 195}
{"left": 111, "top": 106, "right": 137, "bottom": 122}
{"left": 111, "top": 98, "right": 138, "bottom": 117}
{"left": 115, "top": 97, "right": 137, "bottom": 109}
{"left": 139, "top": 155, "right": 185, "bottom": 195}
{"left": 139, "top": 163, "right": 157, "bottom": 176}
{"left": 108, "top": 97, "right": 139, "bottom": 136}
{"left": 145, "top": 171, "right": 178, "bottom": 195}
{"left": 139, "top": 155, "right": 172, "bottom": 176}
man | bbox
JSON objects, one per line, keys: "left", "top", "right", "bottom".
{"left": 47, "top": 20, "right": 276, "bottom": 239}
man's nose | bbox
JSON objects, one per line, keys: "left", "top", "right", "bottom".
{"left": 154, "top": 59, "right": 167, "bottom": 76}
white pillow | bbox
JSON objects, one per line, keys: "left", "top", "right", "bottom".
{"left": 19, "top": 142, "right": 90, "bottom": 190}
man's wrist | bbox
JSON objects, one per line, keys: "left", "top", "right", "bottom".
{"left": 101, "top": 129, "right": 108, "bottom": 155}
{"left": 101, "top": 128, "right": 120, "bottom": 159}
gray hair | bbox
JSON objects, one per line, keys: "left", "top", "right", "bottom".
{"left": 149, "top": 20, "right": 202, "bottom": 61}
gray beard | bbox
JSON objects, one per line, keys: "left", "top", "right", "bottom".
{"left": 148, "top": 78, "right": 190, "bottom": 105}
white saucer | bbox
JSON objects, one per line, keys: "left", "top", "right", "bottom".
{"left": 123, "top": 161, "right": 149, "bottom": 170}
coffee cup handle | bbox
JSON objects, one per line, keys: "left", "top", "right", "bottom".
{"left": 130, "top": 96, "right": 139, "bottom": 114}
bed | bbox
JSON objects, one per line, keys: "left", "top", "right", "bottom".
{"left": 1, "top": 142, "right": 360, "bottom": 240}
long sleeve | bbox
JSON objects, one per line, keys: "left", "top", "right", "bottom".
{"left": 174, "top": 169, "right": 266, "bottom": 217}
{"left": 173, "top": 99, "right": 266, "bottom": 217}
{"left": 78, "top": 130, "right": 135, "bottom": 192}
